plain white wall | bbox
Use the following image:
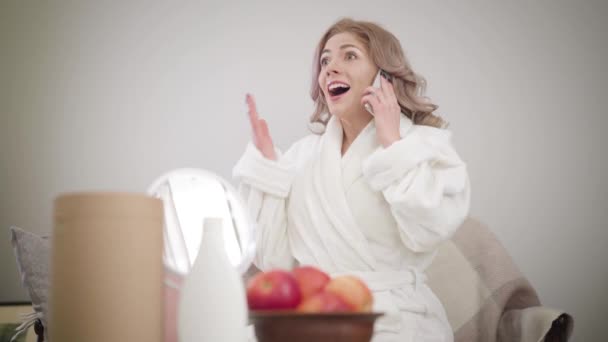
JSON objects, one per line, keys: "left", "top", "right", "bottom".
{"left": 1, "top": 1, "right": 606, "bottom": 340}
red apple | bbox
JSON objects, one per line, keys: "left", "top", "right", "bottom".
{"left": 296, "top": 291, "right": 355, "bottom": 313}
{"left": 246, "top": 270, "right": 302, "bottom": 310}
{"left": 324, "top": 275, "right": 373, "bottom": 312}
{"left": 292, "top": 266, "right": 331, "bottom": 300}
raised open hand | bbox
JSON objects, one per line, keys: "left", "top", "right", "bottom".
{"left": 246, "top": 93, "right": 277, "bottom": 160}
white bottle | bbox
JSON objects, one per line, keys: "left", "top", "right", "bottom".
{"left": 178, "top": 217, "right": 247, "bottom": 342}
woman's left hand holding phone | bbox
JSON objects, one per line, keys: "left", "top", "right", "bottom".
{"left": 361, "top": 75, "right": 402, "bottom": 148}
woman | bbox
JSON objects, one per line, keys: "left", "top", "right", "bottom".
{"left": 233, "top": 18, "right": 470, "bottom": 341}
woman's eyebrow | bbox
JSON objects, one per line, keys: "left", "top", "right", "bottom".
{"left": 321, "top": 44, "right": 362, "bottom": 56}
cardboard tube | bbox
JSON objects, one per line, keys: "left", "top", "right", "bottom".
{"left": 49, "top": 192, "right": 163, "bottom": 342}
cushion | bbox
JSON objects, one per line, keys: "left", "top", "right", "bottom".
{"left": 10, "top": 226, "right": 50, "bottom": 340}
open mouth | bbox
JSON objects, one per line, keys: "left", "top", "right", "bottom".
{"left": 327, "top": 82, "right": 351, "bottom": 99}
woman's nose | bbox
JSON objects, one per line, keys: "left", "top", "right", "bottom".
{"left": 326, "top": 67, "right": 340, "bottom": 77}
{"left": 325, "top": 60, "right": 341, "bottom": 75}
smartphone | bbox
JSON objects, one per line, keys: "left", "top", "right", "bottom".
{"left": 364, "top": 69, "right": 393, "bottom": 115}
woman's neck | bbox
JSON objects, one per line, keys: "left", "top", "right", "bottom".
{"left": 339, "top": 113, "right": 373, "bottom": 155}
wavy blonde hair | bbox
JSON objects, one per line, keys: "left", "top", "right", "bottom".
{"left": 310, "top": 18, "right": 446, "bottom": 130}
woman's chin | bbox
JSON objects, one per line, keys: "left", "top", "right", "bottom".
{"left": 327, "top": 103, "right": 350, "bottom": 118}
{"left": 328, "top": 105, "right": 368, "bottom": 120}
{"left": 328, "top": 109, "right": 342, "bottom": 118}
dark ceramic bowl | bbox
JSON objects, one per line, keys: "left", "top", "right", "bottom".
{"left": 249, "top": 311, "right": 384, "bottom": 342}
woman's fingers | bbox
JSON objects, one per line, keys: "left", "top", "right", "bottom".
{"left": 246, "top": 93, "right": 259, "bottom": 119}
{"left": 258, "top": 119, "right": 273, "bottom": 147}
{"left": 361, "top": 92, "right": 381, "bottom": 113}
{"left": 371, "top": 79, "right": 400, "bottom": 114}
{"left": 258, "top": 119, "right": 270, "bottom": 141}
{"left": 246, "top": 93, "right": 265, "bottom": 147}
{"left": 364, "top": 86, "right": 386, "bottom": 104}
{"left": 245, "top": 93, "right": 276, "bottom": 160}
{"left": 381, "top": 76, "right": 398, "bottom": 106}
{"left": 258, "top": 119, "right": 277, "bottom": 160}
{"left": 246, "top": 94, "right": 260, "bottom": 135}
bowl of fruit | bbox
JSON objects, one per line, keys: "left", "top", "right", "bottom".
{"left": 246, "top": 266, "right": 383, "bottom": 342}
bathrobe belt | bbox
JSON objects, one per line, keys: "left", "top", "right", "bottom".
{"left": 331, "top": 268, "right": 429, "bottom": 315}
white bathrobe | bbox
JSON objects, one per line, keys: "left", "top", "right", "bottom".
{"left": 233, "top": 115, "right": 470, "bottom": 342}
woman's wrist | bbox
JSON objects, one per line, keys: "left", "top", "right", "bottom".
{"left": 379, "top": 132, "right": 401, "bottom": 148}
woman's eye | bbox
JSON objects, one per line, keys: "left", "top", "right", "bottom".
{"left": 320, "top": 57, "right": 329, "bottom": 66}
{"left": 346, "top": 52, "right": 357, "bottom": 60}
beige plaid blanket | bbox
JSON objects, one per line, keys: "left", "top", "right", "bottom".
{"left": 427, "top": 217, "right": 573, "bottom": 342}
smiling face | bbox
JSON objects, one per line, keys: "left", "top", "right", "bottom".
{"left": 317, "top": 32, "right": 378, "bottom": 119}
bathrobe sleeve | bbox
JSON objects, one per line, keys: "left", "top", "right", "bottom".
{"left": 232, "top": 136, "right": 317, "bottom": 270}
{"left": 361, "top": 126, "right": 471, "bottom": 253}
